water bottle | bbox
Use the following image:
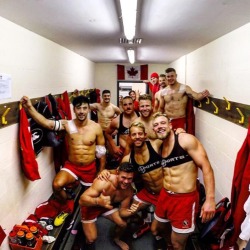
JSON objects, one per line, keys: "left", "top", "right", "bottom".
{"left": 26, "top": 232, "right": 36, "bottom": 247}
{"left": 9, "top": 231, "right": 18, "bottom": 244}
{"left": 17, "top": 230, "right": 26, "bottom": 246}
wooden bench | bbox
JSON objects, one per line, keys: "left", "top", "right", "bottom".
{"left": 42, "top": 184, "right": 84, "bottom": 250}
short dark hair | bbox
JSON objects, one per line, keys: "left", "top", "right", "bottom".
{"left": 159, "top": 74, "right": 166, "bottom": 78}
{"left": 122, "top": 96, "right": 133, "bottom": 102}
{"left": 102, "top": 90, "right": 110, "bottom": 95}
{"left": 72, "top": 95, "right": 90, "bottom": 107}
{"left": 118, "top": 162, "right": 134, "bottom": 173}
{"left": 165, "top": 68, "right": 176, "bottom": 74}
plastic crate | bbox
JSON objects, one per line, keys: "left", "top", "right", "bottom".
{"left": 9, "top": 236, "right": 42, "bottom": 250}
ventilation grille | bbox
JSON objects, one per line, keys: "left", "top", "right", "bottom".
{"left": 119, "top": 38, "right": 142, "bottom": 44}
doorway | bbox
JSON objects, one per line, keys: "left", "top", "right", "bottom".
{"left": 117, "top": 80, "right": 149, "bottom": 106}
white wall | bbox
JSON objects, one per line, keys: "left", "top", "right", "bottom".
{"left": 94, "top": 63, "right": 167, "bottom": 105}
{"left": 1, "top": 13, "right": 250, "bottom": 250}
{"left": 0, "top": 17, "right": 95, "bottom": 249}
{"left": 169, "top": 24, "right": 250, "bottom": 201}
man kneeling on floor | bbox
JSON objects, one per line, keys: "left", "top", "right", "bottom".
{"left": 79, "top": 162, "right": 139, "bottom": 250}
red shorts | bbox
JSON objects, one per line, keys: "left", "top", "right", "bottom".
{"left": 134, "top": 188, "right": 159, "bottom": 206}
{"left": 154, "top": 188, "right": 199, "bottom": 233}
{"left": 170, "top": 117, "right": 186, "bottom": 130}
{"left": 61, "top": 161, "right": 96, "bottom": 186}
{"left": 81, "top": 206, "right": 118, "bottom": 223}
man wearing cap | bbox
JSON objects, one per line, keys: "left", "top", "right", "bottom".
{"left": 144, "top": 72, "right": 160, "bottom": 107}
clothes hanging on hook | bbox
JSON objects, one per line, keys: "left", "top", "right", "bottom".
{"left": 227, "top": 117, "right": 250, "bottom": 248}
{"left": 19, "top": 107, "right": 40, "bottom": 181}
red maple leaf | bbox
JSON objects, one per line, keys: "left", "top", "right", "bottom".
{"left": 127, "top": 67, "right": 138, "bottom": 77}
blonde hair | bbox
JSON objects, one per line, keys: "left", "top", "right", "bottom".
{"left": 152, "top": 112, "right": 169, "bottom": 121}
{"left": 129, "top": 121, "right": 146, "bottom": 133}
{"left": 139, "top": 94, "right": 152, "bottom": 102}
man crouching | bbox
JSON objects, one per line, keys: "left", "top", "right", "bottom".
{"left": 79, "top": 162, "right": 137, "bottom": 250}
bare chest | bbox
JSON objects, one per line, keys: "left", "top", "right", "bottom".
{"left": 67, "top": 132, "right": 96, "bottom": 146}
{"left": 98, "top": 105, "right": 115, "bottom": 118}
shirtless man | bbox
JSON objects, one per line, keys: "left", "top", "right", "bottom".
{"left": 79, "top": 162, "right": 137, "bottom": 250}
{"left": 90, "top": 89, "right": 121, "bottom": 132}
{"left": 122, "top": 122, "right": 167, "bottom": 246}
{"left": 151, "top": 112, "right": 216, "bottom": 250}
{"left": 159, "top": 68, "right": 210, "bottom": 130}
{"left": 154, "top": 74, "right": 167, "bottom": 112}
{"left": 20, "top": 95, "right": 106, "bottom": 203}
{"left": 105, "top": 96, "right": 139, "bottom": 167}
{"left": 133, "top": 94, "right": 157, "bottom": 140}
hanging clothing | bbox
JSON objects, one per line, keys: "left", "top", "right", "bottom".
{"left": 62, "top": 91, "right": 72, "bottom": 120}
{"left": 239, "top": 195, "right": 250, "bottom": 241}
{"left": 19, "top": 107, "right": 40, "bottom": 181}
{"left": 186, "top": 97, "right": 195, "bottom": 135}
{"left": 228, "top": 118, "right": 250, "bottom": 247}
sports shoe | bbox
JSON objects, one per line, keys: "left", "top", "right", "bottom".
{"left": 54, "top": 212, "right": 69, "bottom": 227}
{"left": 132, "top": 223, "right": 150, "bottom": 239}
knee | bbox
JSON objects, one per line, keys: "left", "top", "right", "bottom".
{"left": 52, "top": 178, "right": 64, "bottom": 191}
{"left": 85, "top": 235, "right": 97, "bottom": 244}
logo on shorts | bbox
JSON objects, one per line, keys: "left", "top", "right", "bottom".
{"left": 182, "top": 220, "right": 189, "bottom": 229}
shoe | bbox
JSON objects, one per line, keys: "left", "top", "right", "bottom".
{"left": 42, "top": 235, "right": 56, "bottom": 243}
{"left": 132, "top": 223, "right": 150, "bottom": 239}
{"left": 39, "top": 217, "right": 53, "bottom": 226}
{"left": 63, "top": 187, "right": 76, "bottom": 199}
{"left": 54, "top": 212, "right": 69, "bottom": 226}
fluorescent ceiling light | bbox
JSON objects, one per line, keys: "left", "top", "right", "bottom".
{"left": 127, "top": 49, "right": 135, "bottom": 64}
{"left": 120, "top": 0, "right": 137, "bottom": 40}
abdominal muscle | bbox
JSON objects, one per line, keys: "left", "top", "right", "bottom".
{"left": 163, "top": 163, "right": 198, "bottom": 193}
{"left": 67, "top": 136, "right": 96, "bottom": 165}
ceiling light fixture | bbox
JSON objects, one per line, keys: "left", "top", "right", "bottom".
{"left": 127, "top": 49, "right": 135, "bottom": 64}
{"left": 120, "top": 0, "right": 137, "bottom": 40}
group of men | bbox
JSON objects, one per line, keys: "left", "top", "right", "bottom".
{"left": 20, "top": 67, "right": 215, "bottom": 250}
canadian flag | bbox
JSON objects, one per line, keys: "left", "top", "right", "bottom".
{"left": 117, "top": 64, "right": 148, "bottom": 80}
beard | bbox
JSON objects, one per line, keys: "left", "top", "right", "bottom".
{"left": 76, "top": 113, "right": 87, "bottom": 122}
{"left": 156, "top": 129, "right": 170, "bottom": 140}
{"left": 134, "top": 141, "right": 145, "bottom": 148}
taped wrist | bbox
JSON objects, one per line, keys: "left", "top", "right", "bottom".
{"left": 95, "top": 145, "right": 106, "bottom": 158}
{"left": 52, "top": 120, "right": 61, "bottom": 131}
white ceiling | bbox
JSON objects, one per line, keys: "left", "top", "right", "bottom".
{"left": 0, "top": 0, "right": 250, "bottom": 64}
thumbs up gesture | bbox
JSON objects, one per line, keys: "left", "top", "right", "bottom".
{"left": 99, "top": 189, "right": 113, "bottom": 210}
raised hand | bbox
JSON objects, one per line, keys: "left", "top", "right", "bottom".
{"left": 99, "top": 189, "right": 113, "bottom": 209}
{"left": 127, "top": 202, "right": 141, "bottom": 214}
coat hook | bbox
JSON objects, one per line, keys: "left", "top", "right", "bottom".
{"left": 236, "top": 108, "right": 245, "bottom": 124}
{"left": 211, "top": 101, "right": 219, "bottom": 114}
{"left": 205, "top": 97, "right": 210, "bottom": 104}
{"left": 223, "top": 97, "right": 231, "bottom": 110}
{"left": 198, "top": 101, "right": 202, "bottom": 108}
{"left": 1, "top": 107, "right": 10, "bottom": 125}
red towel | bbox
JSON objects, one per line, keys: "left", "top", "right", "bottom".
{"left": 19, "top": 107, "right": 40, "bottom": 181}
{"left": 227, "top": 118, "right": 250, "bottom": 248}
{"left": 186, "top": 97, "right": 195, "bottom": 135}
{"left": 62, "top": 91, "right": 72, "bottom": 120}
